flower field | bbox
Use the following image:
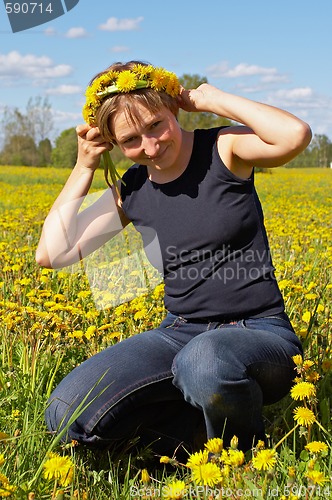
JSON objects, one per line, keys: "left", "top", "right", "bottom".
{"left": 0, "top": 166, "right": 331, "bottom": 499}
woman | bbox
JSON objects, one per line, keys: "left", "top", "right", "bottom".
{"left": 36, "top": 61, "right": 312, "bottom": 455}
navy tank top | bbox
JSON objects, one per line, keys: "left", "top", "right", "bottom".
{"left": 120, "top": 127, "right": 284, "bottom": 320}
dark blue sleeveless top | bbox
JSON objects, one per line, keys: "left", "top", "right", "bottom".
{"left": 120, "top": 127, "right": 284, "bottom": 320}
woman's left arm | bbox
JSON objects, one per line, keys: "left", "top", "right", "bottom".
{"left": 179, "top": 84, "right": 312, "bottom": 171}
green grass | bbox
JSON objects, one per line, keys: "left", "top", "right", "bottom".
{"left": 0, "top": 166, "right": 331, "bottom": 499}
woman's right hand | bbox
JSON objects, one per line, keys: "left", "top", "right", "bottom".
{"left": 76, "top": 124, "right": 113, "bottom": 171}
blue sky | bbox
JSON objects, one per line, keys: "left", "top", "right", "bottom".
{"left": 1, "top": 0, "right": 331, "bottom": 144}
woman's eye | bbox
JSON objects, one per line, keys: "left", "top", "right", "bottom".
{"left": 151, "top": 121, "right": 161, "bottom": 129}
{"left": 124, "top": 136, "right": 136, "bottom": 144}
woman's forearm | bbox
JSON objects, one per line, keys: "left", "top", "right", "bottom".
{"left": 179, "top": 84, "right": 312, "bottom": 166}
{"left": 36, "top": 164, "right": 97, "bottom": 268}
{"left": 205, "top": 88, "right": 310, "bottom": 149}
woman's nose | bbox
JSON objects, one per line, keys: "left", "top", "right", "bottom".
{"left": 142, "top": 136, "right": 159, "bottom": 158}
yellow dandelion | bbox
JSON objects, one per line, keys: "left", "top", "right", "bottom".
{"left": 304, "top": 293, "right": 318, "bottom": 300}
{"left": 0, "top": 484, "right": 16, "bottom": 497}
{"left": 305, "top": 371, "right": 320, "bottom": 383}
{"left": 165, "top": 73, "right": 181, "bottom": 97}
{"left": 288, "top": 466, "right": 296, "bottom": 477}
{"left": 252, "top": 449, "right": 277, "bottom": 471}
{"left": 280, "top": 496, "right": 299, "bottom": 500}
{"left": 160, "top": 455, "right": 171, "bottom": 464}
{"left": 0, "top": 473, "right": 9, "bottom": 484}
{"left": 292, "top": 354, "right": 303, "bottom": 365}
{"left": 302, "top": 311, "right": 311, "bottom": 323}
{"left": 256, "top": 440, "right": 266, "bottom": 450}
{"left": 303, "top": 360, "right": 315, "bottom": 370}
{"left": 186, "top": 449, "right": 209, "bottom": 468}
{"left": 93, "top": 72, "right": 116, "bottom": 93}
{"left": 290, "top": 381, "right": 316, "bottom": 400}
{"left": 191, "top": 462, "right": 223, "bottom": 487}
{"left": 204, "top": 437, "right": 223, "bottom": 454}
{"left": 82, "top": 105, "right": 96, "bottom": 126}
{"left": 0, "top": 454, "right": 5, "bottom": 466}
{"left": 306, "top": 469, "right": 329, "bottom": 486}
{"left": 230, "top": 435, "right": 239, "bottom": 449}
{"left": 116, "top": 71, "right": 137, "bottom": 92}
{"left": 43, "top": 453, "right": 74, "bottom": 487}
{"left": 150, "top": 67, "right": 168, "bottom": 91}
{"left": 305, "top": 441, "right": 329, "bottom": 454}
{"left": 0, "top": 432, "right": 9, "bottom": 441}
{"left": 221, "top": 449, "right": 245, "bottom": 467}
{"left": 293, "top": 406, "right": 316, "bottom": 427}
{"left": 140, "top": 468, "right": 150, "bottom": 484}
{"left": 84, "top": 325, "right": 96, "bottom": 340}
{"left": 85, "top": 85, "right": 100, "bottom": 106}
{"left": 132, "top": 63, "right": 152, "bottom": 79}
{"left": 163, "top": 480, "right": 187, "bottom": 500}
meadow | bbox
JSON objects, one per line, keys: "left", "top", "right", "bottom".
{"left": 0, "top": 166, "right": 331, "bottom": 499}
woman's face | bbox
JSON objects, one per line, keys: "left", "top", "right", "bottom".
{"left": 112, "top": 102, "right": 183, "bottom": 172}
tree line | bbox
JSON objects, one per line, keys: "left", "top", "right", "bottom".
{"left": 1, "top": 75, "right": 331, "bottom": 169}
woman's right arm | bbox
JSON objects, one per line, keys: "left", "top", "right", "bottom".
{"left": 36, "top": 124, "right": 130, "bottom": 269}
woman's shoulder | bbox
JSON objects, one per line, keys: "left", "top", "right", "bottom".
{"left": 120, "top": 163, "right": 149, "bottom": 202}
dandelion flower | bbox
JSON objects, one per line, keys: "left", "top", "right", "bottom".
{"left": 160, "top": 455, "right": 171, "bottom": 464}
{"left": 150, "top": 67, "right": 168, "bottom": 91}
{"left": 43, "top": 453, "right": 74, "bottom": 487}
{"left": 116, "top": 71, "right": 137, "bottom": 92}
{"left": 305, "top": 371, "right": 320, "bottom": 383}
{"left": 302, "top": 311, "right": 311, "bottom": 323}
{"left": 292, "top": 354, "right": 303, "bottom": 366}
{"left": 221, "top": 449, "right": 245, "bottom": 467}
{"left": 204, "top": 437, "right": 223, "bottom": 454}
{"left": 165, "top": 73, "right": 181, "bottom": 97}
{"left": 306, "top": 470, "right": 329, "bottom": 486}
{"left": 230, "top": 435, "right": 239, "bottom": 449}
{"left": 140, "top": 468, "right": 150, "bottom": 484}
{"left": 290, "top": 382, "right": 316, "bottom": 401}
{"left": 191, "top": 462, "right": 222, "bottom": 487}
{"left": 293, "top": 407, "right": 316, "bottom": 427}
{"left": 163, "top": 480, "right": 187, "bottom": 499}
{"left": 0, "top": 473, "right": 16, "bottom": 497}
{"left": 303, "top": 360, "right": 315, "bottom": 370}
{"left": 305, "top": 441, "right": 329, "bottom": 454}
{"left": 252, "top": 449, "right": 277, "bottom": 471}
{"left": 186, "top": 449, "right": 209, "bottom": 468}
{"left": 288, "top": 466, "right": 296, "bottom": 478}
{"left": 0, "top": 484, "right": 16, "bottom": 497}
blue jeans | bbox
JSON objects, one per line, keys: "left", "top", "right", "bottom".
{"left": 45, "top": 312, "right": 302, "bottom": 453}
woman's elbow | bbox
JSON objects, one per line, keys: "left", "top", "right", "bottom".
{"left": 35, "top": 248, "right": 53, "bottom": 269}
{"left": 294, "top": 121, "right": 312, "bottom": 153}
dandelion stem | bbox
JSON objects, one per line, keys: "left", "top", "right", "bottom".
{"left": 274, "top": 423, "right": 300, "bottom": 450}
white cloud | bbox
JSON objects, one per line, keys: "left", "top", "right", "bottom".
{"left": 53, "top": 109, "right": 82, "bottom": 123}
{"left": 0, "top": 51, "right": 72, "bottom": 81}
{"left": 65, "top": 27, "right": 88, "bottom": 39}
{"left": 207, "top": 61, "right": 279, "bottom": 79}
{"left": 99, "top": 16, "right": 144, "bottom": 31}
{"left": 261, "top": 74, "right": 289, "bottom": 84}
{"left": 273, "top": 87, "right": 313, "bottom": 100}
{"left": 111, "top": 46, "right": 130, "bottom": 53}
{"left": 44, "top": 27, "right": 56, "bottom": 36}
{"left": 264, "top": 88, "right": 332, "bottom": 138}
{"left": 46, "top": 85, "right": 82, "bottom": 95}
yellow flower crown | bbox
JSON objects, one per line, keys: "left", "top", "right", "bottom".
{"left": 82, "top": 64, "right": 181, "bottom": 126}
{"left": 82, "top": 64, "right": 180, "bottom": 195}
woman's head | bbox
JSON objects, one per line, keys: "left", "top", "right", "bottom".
{"left": 83, "top": 61, "right": 181, "bottom": 144}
